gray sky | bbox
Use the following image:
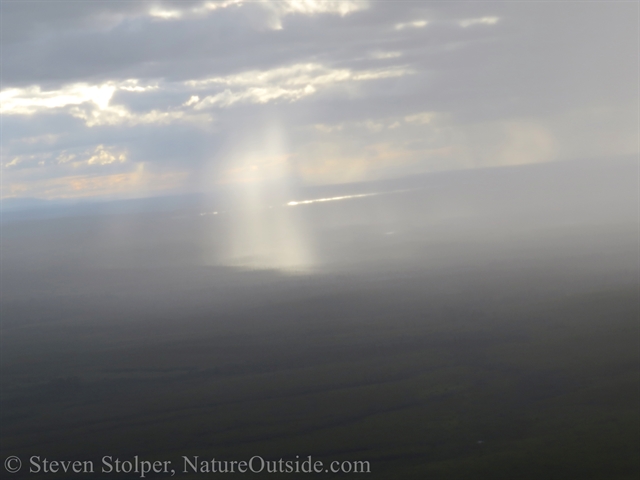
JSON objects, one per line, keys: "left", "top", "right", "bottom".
{"left": 1, "top": 0, "right": 637, "bottom": 200}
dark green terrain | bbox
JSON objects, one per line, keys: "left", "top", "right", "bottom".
{"left": 2, "top": 262, "right": 637, "bottom": 479}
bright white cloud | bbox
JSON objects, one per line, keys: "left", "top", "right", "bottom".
{"left": 266, "top": 0, "right": 368, "bottom": 29}
{"left": 148, "top": 0, "right": 244, "bottom": 20}
{"left": 147, "top": 1, "right": 242, "bottom": 21}
{"left": 0, "top": 84, "right": 116, "bottom": 115}
{"left": 146, "top": 0, "right": 366, "bottom": 28}
{"left": 395, "top": 20, "right": 428, "bottom": 30}
{"left": 270, "top": 0, "right": 366, "bottom": 17}
{"left": 117, "top": 79, "right": 160, "bottom": 93}
{"left": 84, "top": 145, "right": 127, "bottom": 166}
{"left": 0, "top": 79, "right": 211, "bottom": 127}
{"left": 4, "top": 145, "right": 127, "bottom": 170}
{"left": 458, "top": 16, "right": 500, "bottom": 28}
{"left": 148, "top": 8, "right": 184, "bottom": 20}
{"left": 57, "top": 145, "right": 126, "bottom": 167}
{"left": 69, "top": 104, "right": 211, "bottom": 128}
{"left": 0, "top": 80, "right": 156, "bottom": 115}
{"left": 3, "top": 61, "right": 409, "bottom": 128}
{"left": 187, "top": 63, "right": 412, "bottom": 108}
{"left": 3, "top": 153, "right": 51, "bottom": 169}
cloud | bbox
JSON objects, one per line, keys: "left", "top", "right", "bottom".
{"left": 458, "top": 16, "right": 500, "bottom": 28}
{"left": 265, "top": 0, "right": 367, "bottom": 29}
{"left": 143, "top": 0, "right": 368, "bottom": 34}
{"left": 272, "top": 0, "right": 366, "bottom": 16}
{"left": 187, "top": 63, "right": 412, "bottom": 108}
{"left": 0, "top": 59, "right": 413, "bottom": 128}
{"left": 394, "top": 20, "right": 428, "bottom": 30}
{"left": 69, "top": 145, "right": 127, "bottom": 167}
{"left": 0, "top": 79, "right": 211, "bottom": 127}
{"left": 1, "top": 2, "right": 636, "bottom": 201}
{"left": 371, "top": 51, "right": 402, "bottom": 59}
{"left": 68, "top": 104, "right": 211, "bottom": 128}
{"left": 404, "top": 112, "right": 436, "bottom": 125}
{"left": 293, "top": 113, "right": 560, "bottom": 184}
{"left": 147, "top": 0, "right": 367, "bottom": 28}
{"left": 148, "top": 0, "right": 243, "bottom": 22}
{"left": 1, "top": 83, "right": 117, "bottom": 115}
{"left": 3, "top": 153, "right": 51, "bottom": 169}
{"left": 4, "top": 144, "right": 127, "bottom": 171}
{"left": 11, "top": 134, "right": 60, "bottom": 146}
{"left": 2, "top": 163, "right": 189, "bottom": 200}
{"left": 459, "top": 120, "right": 556, "bottom": 168}
{"left": 294, "top": 112, "right": 455, "bottom": 183}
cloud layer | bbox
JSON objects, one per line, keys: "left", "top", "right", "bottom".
{"left": 1, "top": 1, "right": 637, "bottom": 199}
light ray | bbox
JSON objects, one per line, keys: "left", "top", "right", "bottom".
{"left": 286, "top": 193, "right": 379, "bottom": 206}
{"left": 208, "top": 123, "right": 315, "bottom": 272}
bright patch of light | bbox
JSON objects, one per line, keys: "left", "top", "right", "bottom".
{"left": 148, "top": 8, "right": 183, "bottom": 20}
{"left": 0, "top": 79, "right": 210, "bottom": 127}
{"left": 1, "top": 80, "right": 155, "bottom": 115}
{"left": 118, "top": 79, "right": 159, "bottom": 92}
{"left": 214, "top": 124, "right": 315, "bottom": 272}
{"left": 287, "top": 192, "right": 379, "bottom": 206}
{"left": 458, "top": 16, "right": 500, "bottom": 28}
{"left": 86, "top": 145, "right": 127, "bottom": 166}
{"left": 187, "top": 63, "right": 391, "bottom": 88}
{"left": 55, "top": 145, "right": 127, "bottom": 168}
{"left": 275, "top": 0, "right": 366, "bottom": 16}
{"left": 186, "top": 63, "right": 412, "bottom": 108}
{"left": 0, "top": 84, "right": 116, "bottom": 115}
{"left": 145, "top": 0, "right": 366, "bottom": 27}
{"left": 395, "top": 20, "right": 428, "bottom": 30}
{"left": 184, "top": 95, "right": 201, "bottom": 106}
{"left": 69, "top": 105, "right": 207, "bottom": 128}
{"left": 148, "top": 0, "right": 243, "bottom": 20}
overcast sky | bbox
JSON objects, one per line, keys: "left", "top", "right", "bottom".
{"left": 1, "top": 0, "right": 637, "bottom": 201}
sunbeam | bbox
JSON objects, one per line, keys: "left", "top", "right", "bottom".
{"left": 213, "top": 123, "right": 314, "bottom": 272}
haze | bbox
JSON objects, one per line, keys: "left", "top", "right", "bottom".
{"left": 1, "top": 2, "right": 638, "bottom": 479}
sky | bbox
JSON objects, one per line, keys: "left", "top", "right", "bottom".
{"left": 1, "top": 0, "right": 637, "bottom": 201}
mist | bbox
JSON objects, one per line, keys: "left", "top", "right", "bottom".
{"left": 2, "top": 1, "right": 638, "bottom": 478}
